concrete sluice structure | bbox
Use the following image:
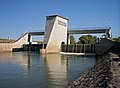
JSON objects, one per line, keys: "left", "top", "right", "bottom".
{"left": 39, "top": 15, "right": 112, "bottom": 55}
{"left": 0, "top": 15, "right": 68, "bottom": 53}
{"left": 0, "top": 15, "right": 114, "bottom": 55}
{"left": 61, "top": 44, "right": 95, "bottom": 55}
{"left": 22, "top": 44, "right": 43, "bottom": 51}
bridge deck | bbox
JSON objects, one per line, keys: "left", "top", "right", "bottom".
{"left": 28, "top": 27, "right": 111, "bottom": 37}
{"left": 28, "top": 32, "right": 45, "bottom": 35}
{"left": 68, "top": 28, "right": 111, "bottom": 34}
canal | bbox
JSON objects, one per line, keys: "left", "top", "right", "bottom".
{"left": 0, "top": 52, "right": 96, "bottom": 88}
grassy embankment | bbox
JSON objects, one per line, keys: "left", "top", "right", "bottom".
{"left": 0, "top": 38, "right": 15, "bottom": 43}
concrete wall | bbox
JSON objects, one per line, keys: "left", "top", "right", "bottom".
{"left": 95, "top": 38, "right": 114, "bottom": 55}
{"left": 61, "top": 44, "right": 95, "bottom": 53}
{"left": 0, "top": 33, "right": 29, "bottom": 52}
{"left": 22, "top": 44, "right": 43, "bottom": 51}
{"left": 43, "top": 15, "right": 68, "bottom": 53}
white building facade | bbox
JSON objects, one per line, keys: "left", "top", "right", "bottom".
{"left": 43, "top": 15, "right": 68, "bottom": 53}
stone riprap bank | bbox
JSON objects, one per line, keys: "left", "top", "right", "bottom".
{"left": 68, "top": 53, "right": 120, "bottom": 88}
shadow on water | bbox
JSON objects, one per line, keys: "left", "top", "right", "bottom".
{"left": 0, "top": 52, "right": 96, "bottom": 88}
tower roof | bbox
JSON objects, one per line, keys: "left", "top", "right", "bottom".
{"left": 46, "top": 15, "right": 69, "bottom": 20}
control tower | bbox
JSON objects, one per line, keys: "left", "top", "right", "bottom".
{"left": 41, "top": 15, "right": 69, "bottom": 53}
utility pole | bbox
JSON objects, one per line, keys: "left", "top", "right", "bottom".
{"left": 108, "top": 19, "right": 110, "bottom": 27}
{"left": 29, "top": 25, "right": 32, "bottom": 32}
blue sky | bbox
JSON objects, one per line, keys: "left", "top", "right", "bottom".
{"left": 0, "top": 0, "right": 120, "bottom": 39}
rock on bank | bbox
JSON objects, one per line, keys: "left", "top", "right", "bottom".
{"left": 68, "top": 53, "right": 120, "bottom": 88}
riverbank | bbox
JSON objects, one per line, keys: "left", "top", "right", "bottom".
{"left": 0, "top": 38, "right": 15, "bottom": 43}
{"left": 68, "top": 53, "right": 120, "bottom": 88}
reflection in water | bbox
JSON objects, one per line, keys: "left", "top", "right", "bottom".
{"left": 0, "top": 52, "right": 31, "bottom": 69}
{"left": 0, "top": 52, "right": 96, "bottom": 88}
{"left": 41, "top": 54, "right": 68, "bottom": 88}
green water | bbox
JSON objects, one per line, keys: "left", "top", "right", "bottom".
{"left": 0, "top": 52, "right": 96, "bottom": 88}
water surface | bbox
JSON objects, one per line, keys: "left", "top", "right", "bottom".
{"left": 0, "top": 52, "right": 96, "bottom": 88}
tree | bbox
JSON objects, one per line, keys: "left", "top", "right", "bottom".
{"left": 77, "top": 35, "right": 97, "bottom": 44}
{"left": 113, "top": 37, "right": 120, "bottom": 42}
{"left": 70, "top": 35, "right": 76, "bottom": 44}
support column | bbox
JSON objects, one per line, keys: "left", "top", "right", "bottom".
{"left": 28, "top": 34, "right": 31, "bottom": 51}
{"left": 66, "top": 34, "right": 69, "bottom": 52}
{"left": 28, "top": 35, "right": 32, "bottom": 44}
{"left": 105, "top": 27, "right": 112, "bottom": 38}
{"left": 67, "top": 34, "right": 69, "bottom": 45}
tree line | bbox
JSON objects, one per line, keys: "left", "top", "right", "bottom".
{"left": 70, "top": 35, "right": 120, "bottom": 44}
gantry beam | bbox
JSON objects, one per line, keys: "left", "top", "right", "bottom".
{"left": 68, "top": 27, "right": 111, "bottom": 34}
{"left": 67, "top": 27, "right": 112, "bottom": 38}
{"left": 28, "top": 32, "right": 44, "bottom": 36}
{"left": 28, "top": 27, "right": 112, "bottom": 37}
